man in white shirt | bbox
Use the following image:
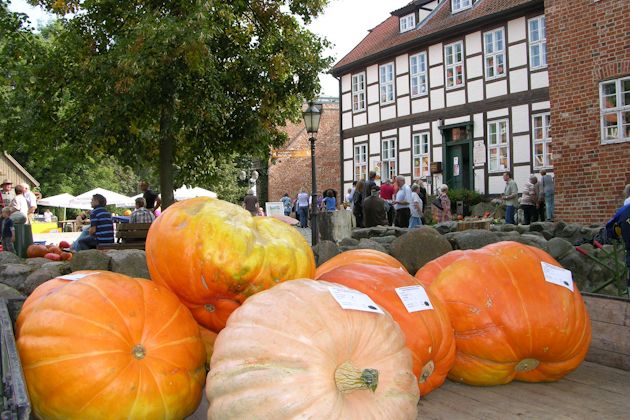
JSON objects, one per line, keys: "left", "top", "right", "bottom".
{"left": 393, "top": 176, "right": 412, "bottom": 228}
{"left": 20, "top": 183, "right": 37, "bottom": 223}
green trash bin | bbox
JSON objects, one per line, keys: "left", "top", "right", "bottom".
{"left": 14, "top": 223, "right": 33, "bottom": 258}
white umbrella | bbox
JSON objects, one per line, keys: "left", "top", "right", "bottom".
{"left": 37, "top": 193, "right": 76, "bottom": 208}
{"left": 174, "top": 186, "right": 217, "bottom": 200}
{"left": 69, "top": 188, "right": 133, "bottom": 209}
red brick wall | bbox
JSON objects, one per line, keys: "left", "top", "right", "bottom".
{"left": 268, "top": 102, "right": 341, "bottom": 202}
{"left": 546, "top": 0, "right": 630, "bottom": 225}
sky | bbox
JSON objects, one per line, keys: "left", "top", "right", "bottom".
{"left": 8, "top": 0, "right": 411, "bottom": 97}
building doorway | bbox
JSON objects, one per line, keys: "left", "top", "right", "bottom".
{"left": 441, "top": 123, "right": 473, "bottom": 191}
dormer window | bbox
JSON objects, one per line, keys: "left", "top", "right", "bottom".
{"left": 452, "top": 0, "right": 472, "bottom": 14}
{"left": 400, "top": 13, "right": 416, "bottom": 33}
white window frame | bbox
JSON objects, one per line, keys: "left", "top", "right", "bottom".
{"left": 354, "top": 144, "right": 368, "bottom": 180}
{"left": 528, "top": 15, "right": 547, "bottom": 70}
{"left": 351, "top": 72, "right": 366, "bottom": 113}
{"left": 599, "top": 77, "right": 630, "bottom": 144}
{"left": 444, "top": 41, "right": 465, "bottom": 89}
{"left": 532, "top": 113, "right": 552, "bottom": 169}
{"left": 410, "top": 52, "right": 428, "bottom": 97}
{"left": 483, "top": 28, "right": 506, "bottom": 81}
{"left": 412, "top": 132, "right": 431, "bottom": 180}
{"left": 400, "top": 13, "right": 416, "bottom": 33}
{"left": 452, "top": 0, "right": 472, "bottom": 14}
{"left": 381, "top": 138, "right": 397, "bottom": 182}
{"left": 487, "top": 119, "right": 510, "bottom": 173}
{"left": 379, "top": 63, "right": 395, "bottom": 104}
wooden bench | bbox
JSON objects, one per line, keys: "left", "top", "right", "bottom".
{"left": 97, "top": 223, "right": 151, "bottom": 250}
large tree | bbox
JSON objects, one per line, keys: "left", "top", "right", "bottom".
{"left": 1, "top": 0, "right": 331, "bottom": 208}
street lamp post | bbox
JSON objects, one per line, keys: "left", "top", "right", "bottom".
{"left": 302, "top": 102, "right": 322, "bottom": 246}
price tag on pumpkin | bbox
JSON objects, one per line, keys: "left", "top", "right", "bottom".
{"left": 59, "top": 272, "right": 99, "bottom": 281}
{"left": 395, "top": 285, "right": 434, "bottom": 313}
{"left": 328, "top": 287, "right": 384, "bottom": 315}
{"left": 541, "top": 262, "right": 574, "bottom": 292}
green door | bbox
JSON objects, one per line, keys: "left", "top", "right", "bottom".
{"left": 446, "top": 145, "right": 464, "bottom": 190}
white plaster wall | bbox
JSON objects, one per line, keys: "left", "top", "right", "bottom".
{"left": 512, "top": 134, "right": 531, "bottom": 164}
{"left": 381, "top": 105, "right": 397, "bottom": 121}
{"left": 429, "top": 65, "right": 444, "bottom": 87}
{"left": 396, "top": 54, "right": 409, "bottom": 75}
{"left": 368, "top": 84, "right": 379, "bottom": 105}
{"left": 343, "top": 138, "right": 353, "bottom": 160}
{"left": 399, "top": 126, "right": 411, "bottom": 149}
{"left": 432, "top": 121, "right": 443, "bottom": 146}
{"left": 342, "top": 92, "right": 352, "bottom": 112}
{"left": 397, "top": 96, "right": 410, "bottom": 117}
{"left": 368, "top": 104, "right": 380, "bottom": 124}
{"left": 369, "top": 133, "right": 380, "bottom": 156}
{"left": 447, "top": 89, "right": 466, "bottom": 107}
{"left": 433, "top": 146, "right": 443, "bottom": 163}
{"left": 488, "top": 175, "right": 505, "bottom": 195}
{"left": 353, "top": 113, "right": 367, "bottom": 127}
{"left": 474, "top": 169, "right": 486, "bottom": 194}
{"left": 532, "top": 101, "right": 550, "bottom": 111}
{"left": 429, "top": 43, "right": 443, "bottom": 65}
{"left": 397, "top": 74, "right": 410, "bottom": 96}
{"left": 342, "top": 112, "right": 353, "bottom": 130}
{"left": 507, "top": 17, "right": 526, "bottom": 43}
{"left": 531, "top": 71, "right": 549, "bottom": 89}
{"left": 413, "top": 122, "right": 431, "bottom": 131}
{"left": 514, "top": 166, "right": 531, "bottom": 192}
{"left": 466, "top": 55, "right": 483, "bottom": 80}
{"left": 344, "top": 160, "right": 353, "bottom": 181}
{"left": 412, "top": 97, "right": 430, "bottom": 114}
{"left": 487, "top": 107, "right": 509, "bottom": 119}
{"left": 430, "top": 88, "right": 445, "bottom": 109}
{"left": 341, "top": 74, "right": 352, "bottom": 93}
{"left": 473, "top": 113, "right": 485, "bottom": 137}
{"left": 399, "top": 150, "right": 411, "bottom": 174}
{"left": 508, "top": 43, "right": 528, "bottom": 68}
{"left": 383, "top": 129, "right": 397, "bottom": 138}
{"left": 509, "top": 68, "right": 528, "bottom": 93}
{"left": 468, "top": 79, "right": 484, "bottom": 102}
{"left": 366, "top": 65, "right": 379, "bottom": 85}
{"left": 445, "top": 115, "right": 470, "bottom": 125}
{"left": 511, "top": 105, "right": 530, "bottom": 133}
{"left": 465, "top": 31, "right": 482, "bottom": 55}
{"left": 486, "top": 79, "right": 508, "bottom": 98}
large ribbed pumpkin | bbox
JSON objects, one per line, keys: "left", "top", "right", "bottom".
{"left": 414, "top": 250, "right": 466, "bottom": 287}
{"left": 318, "top": 264, "right": 455, "bottom": 396}
{"left": 315, "top": 249, "right": 407, "bottom": 278}
{"left": 426, "top": 241, "right": 591, "bottom": 386}
{"left": 146, "top": 197, "right": 315, "bottom": 333}
{"left": 207, "top": 280, "right": 419, "bottom": 419}
{"left": 16, "top": 271, "right": 206, "bottom": 419}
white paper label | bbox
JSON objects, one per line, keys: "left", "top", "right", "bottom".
{"left": 59, "top": 272, "right": 97, "bottom": 281}
{"left": 328, "top": 287, "right": 384, "bottom": 314}
{"left": 541, "top": 262, "right": 574, "bottom": 292}
{"left": 395, "top": 285, "right": 434, "bottom": 313}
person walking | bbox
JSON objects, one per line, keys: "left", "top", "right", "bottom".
{"left": 520, "top": 175, "right": 539, "bottom": 225}
{"left": 353, "top": 179, "right": 366, "bottom": 228}
{"left": 502, "top": 171, "right": 518, "bottom": 225}
{"left": 242, "top": 189, "right": 259, "bottom": 216}
{"left": 540, "top": 169, "right": 555, "bottom": 221}
{"left": 432, "top": 185, "right": 452, "bottom": 223}
{"left": 296, "top": 188, "right": 310, "bottom": 228}
{"left": 281, "top": 193, "right": 292, "bottom": 216}
{"left": 393, "top": 176, "right": 412, "bottom": 228}
{"left": 409, "top": 184, "right": 424, "bottom": 228}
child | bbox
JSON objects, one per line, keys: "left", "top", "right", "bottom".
{"left": 1, "top": 207, "right": 16, "bottom": 254}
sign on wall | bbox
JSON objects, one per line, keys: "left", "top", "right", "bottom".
{"left": 265, "top": 202, "right": 285, "bottom": 217}
{"left": 473, "top": 141, "right": 487, "bottom": 165}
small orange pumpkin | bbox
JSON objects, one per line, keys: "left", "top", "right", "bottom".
{"left": 315, "top": 249, "right": 407, "bottom": 278}
{"left": 26, "top": 244, "right": 48, "bottom": 258}
{"left": 425, "top": 242, "right": 592, "bottom": 386}
{"left": 318, "top": 263, "right": 455, "bottom": 395}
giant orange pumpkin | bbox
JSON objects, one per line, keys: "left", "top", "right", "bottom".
{"left": 315, "top": 249, "right": 407, "bottom": 278}
{"left": 425, "top": 241, "right": 591, "bottom": 386}
{"left": 146, "top": 198, "right": 315, "bottom": 333}
{"left": 17, "top": 271, "right": 206, "bottom": 419}
{"left": 318, "top": 263, "right": 455, "bottom": 396}
{"left": 207, "top": 280, "right": 419, "bottom": 418}
{"left": 414, "top": 250, "right": 466, "bottom": 287}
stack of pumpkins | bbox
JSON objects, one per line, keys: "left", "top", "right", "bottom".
{"left": 15, "top": 198, "right": 591, "bottom": 419}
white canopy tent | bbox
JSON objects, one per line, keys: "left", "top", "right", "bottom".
{"left": 68, "top": 188, "right": 133, "bottom": 209}
{"left": 37, "top": 193, "right": 76, "bottom": 208}
{"left": 174, "top": 186, "right": 217, "bottom": 200}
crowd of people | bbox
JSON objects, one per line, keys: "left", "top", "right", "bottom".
{"left": 500, "top": 169, "right": 555, "bottom": 225}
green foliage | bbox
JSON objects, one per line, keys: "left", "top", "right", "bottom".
{"left": 447, "top": 188, "right": 485, "bottom": 207}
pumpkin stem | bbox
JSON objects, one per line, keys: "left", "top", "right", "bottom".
{"left": 132, "top": 344, "right": 146, "bottom": 360}
{"left": 334, "top": 361, "right": 379, "bottom": 393}
{"left": 515, "top": 358, "right": 539, "bottom": 372}
{"left": 204, "top": 304, "right": 215, "bottom": 312}
{"left": 419, "top": 360, "right": 435, "bottom": 384}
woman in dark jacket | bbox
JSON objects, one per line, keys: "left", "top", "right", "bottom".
{"left": 353, "top": 179, "right": 366, "bottom": 228}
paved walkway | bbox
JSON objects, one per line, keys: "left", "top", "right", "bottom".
{"left": 32, "top": 231, "right": 81, "bottom": 245}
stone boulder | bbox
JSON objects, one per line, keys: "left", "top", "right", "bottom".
{"left": 390, "top": 227, "right": 452, "bottom": 274}
{"left": 351, "top": 226, "right": 407, "bottom": 240}
{"left": 495, "top": 231, "right": 522, "bottom": 242}
{"left": 25, "top": 257, "right": 53, "bottom": 269}
{"left": 515, "top": 234, "right": 550, "bottom": 252}
{"left": 0, "top": 283, "right": 25, "bottom": 299}
{"left": 547, "top": 237, "right": 574, "bottom": 260}
{"left": 0, "top": 251, "right": 21, "bottom": 265}
{"left": 338, "top": 237, "right": 359, "bottom": 247}
{"left": 556, "top": 249, "right": 591, "bottom": 291}
{"left": 70, "top": 249, "right": 112, "bottom": 272}
{"left": 21, "top": 263, "right": 70, "bottom": 295}
{"left": 0, "top": 263, "right": 33, "bottom": 290}
{"left": 356, "top": 238, "right": 388, "bottom": 254}
{"left": 107, "top": 250, "right": 151, "bottom": 279}
{"left": 313, "top": 241, "right": 340, "bottom": 267}
{"left": 434, "top": 221, "right": 458, "bottom": 235}
{"left": 446, "top": 230, "right": 501, "bottom": 250}
{"left": 370, "top": 235, "right": 397, "bottom": 244}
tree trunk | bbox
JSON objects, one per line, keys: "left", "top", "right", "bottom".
{"left": 159, "top": 80, "right": 176, "bottom": 209}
